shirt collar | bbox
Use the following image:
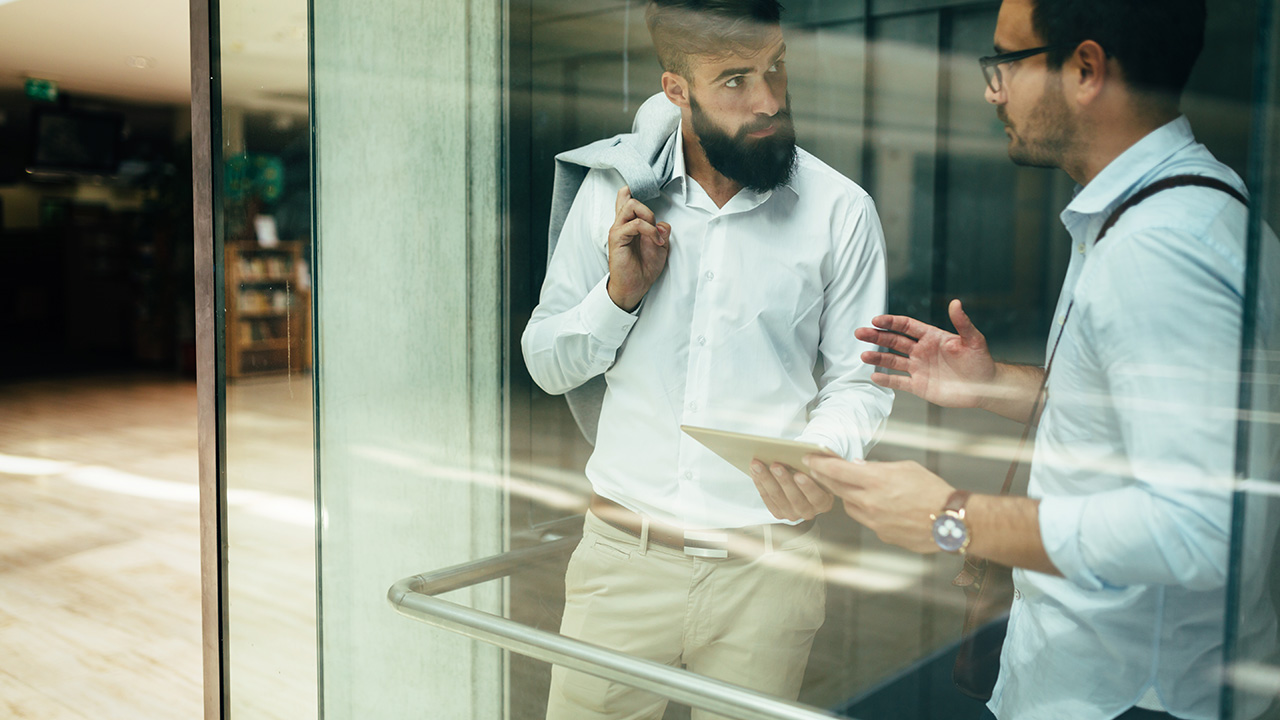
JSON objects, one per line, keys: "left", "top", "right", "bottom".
{"left": 665, "top": 124, "right": 689, "bottom": 202}
{"left": 1063, "top": 115, "right": 1197, "bottom": 219}
{"left": 663, "top": 119, "right": 799, "bottom": 211}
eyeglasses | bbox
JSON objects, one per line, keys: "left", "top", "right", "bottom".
{"left": 978, "top": 44, "right": 1072, "bottom": 93}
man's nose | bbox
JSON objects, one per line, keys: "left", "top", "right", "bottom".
{"left": 984, "top": 82, "right": 1003, "bottom": 105}
{"left": 752, "top": 79, "right": 783, "bottom": 116}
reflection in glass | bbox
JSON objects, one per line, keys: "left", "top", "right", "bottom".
{"left": 1226, "top": 2, "right": 1280, "bottom": 718}
{"left": 208, "top": 0, "right": 1279, "bottom": 718}
{"left": 215, "top": 0, "right": 316, "bottom": 716}
{"left": 511, "top": 2, "right": 1271, "bottom": 718}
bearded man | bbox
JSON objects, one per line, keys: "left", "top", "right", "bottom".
{"left": 520, "top": 0, "right": 893, "bottom": 717}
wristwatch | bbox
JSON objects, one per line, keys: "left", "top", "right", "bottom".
{"left": 930, "top": 490, "right": 972, "bottom": 554}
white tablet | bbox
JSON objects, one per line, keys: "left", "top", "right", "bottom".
{"left": 680, "top": 425, "right": 837, "bottom": 478}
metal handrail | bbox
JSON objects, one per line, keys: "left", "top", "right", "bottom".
{"left": 388, "top": 518, "right": 841, "bottom": 720}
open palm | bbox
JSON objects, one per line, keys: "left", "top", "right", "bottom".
{"left": 853, "top": 299, "right": 997, "bottom": 409}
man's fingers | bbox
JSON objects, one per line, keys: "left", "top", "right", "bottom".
{"left": 856, "top": 327, "right": 918, "bottom": 356}
{"left": 804, "top": 455, "right": 868, "bottom": 488}
{"left": 751, "top": 461, "right": 795, "bottom": 521}
{"left": 771, "top": 464, "right": 814, "bottom": 519}
{"left": 948, "top": 299, "right": 982, "bottom": 344}
{"left": 623, "top": 199, "right": 656, "bottom": 225}
{"left": 615, "top": 195, "right": 659, "bottom": 230}
{"left": 615, "top": 218, "right": 662, "bottom": 245}
{"left": 869, "top": 330, "right": 918, "bottom": 356}
{"left": 854, "top": 327, "right": 893, "bottom": 345}
{"left": 869, "top": 371, "right": 913, "bottom": 392}
{"left": 614, "top": 185, "right": 632, "bottom": 215}
{"left": 861, "top": 351, "right": 910, "bottom": 373}
{"left": 869, "top": 314, "right": 936, "bottom": 342}
{"left": 794, "top": 473, "right": 834, "bottom": 511}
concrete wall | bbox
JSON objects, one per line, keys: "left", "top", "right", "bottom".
{"left": 312, "top": 0, "right": 506, "bottom": 715}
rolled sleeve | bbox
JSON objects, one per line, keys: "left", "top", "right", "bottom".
{"left": 1032, "top": 228, "right": 1238, "bottom": 592}
{"left": 1038, "top": 494, "right": 1109, "bottom": 590}
{"left": 1039, "top": 484, "right": 1231, "bottom": 591}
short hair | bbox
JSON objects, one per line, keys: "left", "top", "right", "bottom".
{"left": 645, "top": 0, "right": 784, "bottom": 79}
{"left": 1030, "top": 0, "right": 1206, "bottom": 100}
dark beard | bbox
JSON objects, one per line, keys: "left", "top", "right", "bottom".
{"left": 690, "top": 94, "right": 798, "bottom": 193}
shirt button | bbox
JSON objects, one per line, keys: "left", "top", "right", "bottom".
{"left": 1077, "top": 243, "right": 1086, "bottom": 254}
{"left": 688, "top": 401, "right": 698, "bottom": 411}
{"left": 705, "top": 271, "right": 714, "bottom": 281}
{"left": 684, "top": 471, "right": 693, "bottom": 480}
{"left": 697, "top": 335, "right": 706, "bottom": 346}
{"left": 1058, "top": 315, "right": 1066, "bottom": 326}
{"left": 1014, "top": 589, "right": 1022, "bottom": 600}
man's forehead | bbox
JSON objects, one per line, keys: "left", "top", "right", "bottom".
{"left": 994, "top": 0, "right": 1040, "bottom": 51}
{"left": 689, "top": 28, "right": 786, "bottom": 80}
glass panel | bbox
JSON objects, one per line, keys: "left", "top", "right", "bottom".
{"left": 270, "top": 1, "right": 1277, "bottom": 719}
{"left": 1226, "top": 1, "right": 1280, "bottom": 717}
{"left": 214, "top": 0, "right": 317, "bottom": 715}
{"left": 310, "top": 0, "right": 506, "bottom": 715}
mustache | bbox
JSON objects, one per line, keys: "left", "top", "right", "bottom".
{"left": 740, "top": 109, "right": 793, "bottom": 136}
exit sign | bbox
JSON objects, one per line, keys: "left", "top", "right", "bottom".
{"left": 25, "top": 78, "right": 58, "bottom": 102}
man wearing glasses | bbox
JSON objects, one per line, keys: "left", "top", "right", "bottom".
{"left": 759, "top": 1, "right": 1276, "bottom": 718}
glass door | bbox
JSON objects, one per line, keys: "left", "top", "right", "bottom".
{"left": 199, "top": 0, "right": 1280, "bottom": 717}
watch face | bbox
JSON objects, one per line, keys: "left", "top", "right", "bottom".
{"left": 932, "top": 512, "right": 969, "bottom": 553}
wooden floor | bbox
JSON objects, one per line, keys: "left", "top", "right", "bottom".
{"left": 0, "top": 373, "right": 318, "bottom": 720}
{"left": 0, "top": 372, "right": 1024, "bottom": 719}
{"left": 0, "top": 375, "right": 203, "bottom": 719}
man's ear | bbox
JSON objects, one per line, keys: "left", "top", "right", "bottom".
{"left": 1071, "top": 40, "right": 1108, "bottom": 107}
{"left": 662, "top": 71, "right": 691, "bottom": 109}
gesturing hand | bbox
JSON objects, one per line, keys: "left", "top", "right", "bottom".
{"left": 607, "top": 186, "right": 671, "bottom": 312}
{"left": 854, "top": 299, "right": 997, "bottom": 410}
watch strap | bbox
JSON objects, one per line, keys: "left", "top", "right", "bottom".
{"left": 944, "top": 490, "right": 971, "bottom": 515}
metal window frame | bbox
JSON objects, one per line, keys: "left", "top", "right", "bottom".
{"left": 191, "top": 0, "right": 228, "bottom": 715}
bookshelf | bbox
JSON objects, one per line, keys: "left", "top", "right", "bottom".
{"left": 225, "top": 241, "right": 311, "bottom": 377}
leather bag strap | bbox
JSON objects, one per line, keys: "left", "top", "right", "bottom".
{"left": 955, "top": 174, "right": 1249, "bottom": 588}
{"left": 995, "top": 174, "right": 1248, "bottom": 499}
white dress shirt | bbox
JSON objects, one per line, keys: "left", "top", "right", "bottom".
{"left": 522, "top": 126, "right": 893, "bottom": 529}
{"left": 992, "top": 116, "right": 1275, "bottom": 720}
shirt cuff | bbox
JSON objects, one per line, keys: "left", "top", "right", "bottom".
{"left": 1038, "top": 494, "right": 1108, "bottom": 591}
{"left": 579, "top": 275, "right": 639, "bottom": 349}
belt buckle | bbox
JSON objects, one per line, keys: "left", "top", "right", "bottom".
{"left": 683, "top": 530, "right": 730, "bottom": 559}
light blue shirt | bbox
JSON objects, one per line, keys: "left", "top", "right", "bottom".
{"left": 992, "top": 117, "right": 1272, "bottom": 719}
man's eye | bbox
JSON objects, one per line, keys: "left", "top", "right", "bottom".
{"left": 769, "top": 61, "right": 784, "bottom": 72}
{"left": 726, "top": 76, "right": 743, "bottom": 88}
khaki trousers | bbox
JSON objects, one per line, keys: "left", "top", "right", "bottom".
{"left": 546, "top": 510, "right": 826, "bottom": 720}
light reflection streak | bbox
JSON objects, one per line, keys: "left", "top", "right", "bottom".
{"left": 0, "top": 451, "right": 313, "bottom": 526}
{"left": 1227, "top": 661, "right": 1280, "bottom": 697}
{"left": 353, "top": 444, "right": 929, "bottom": 595}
